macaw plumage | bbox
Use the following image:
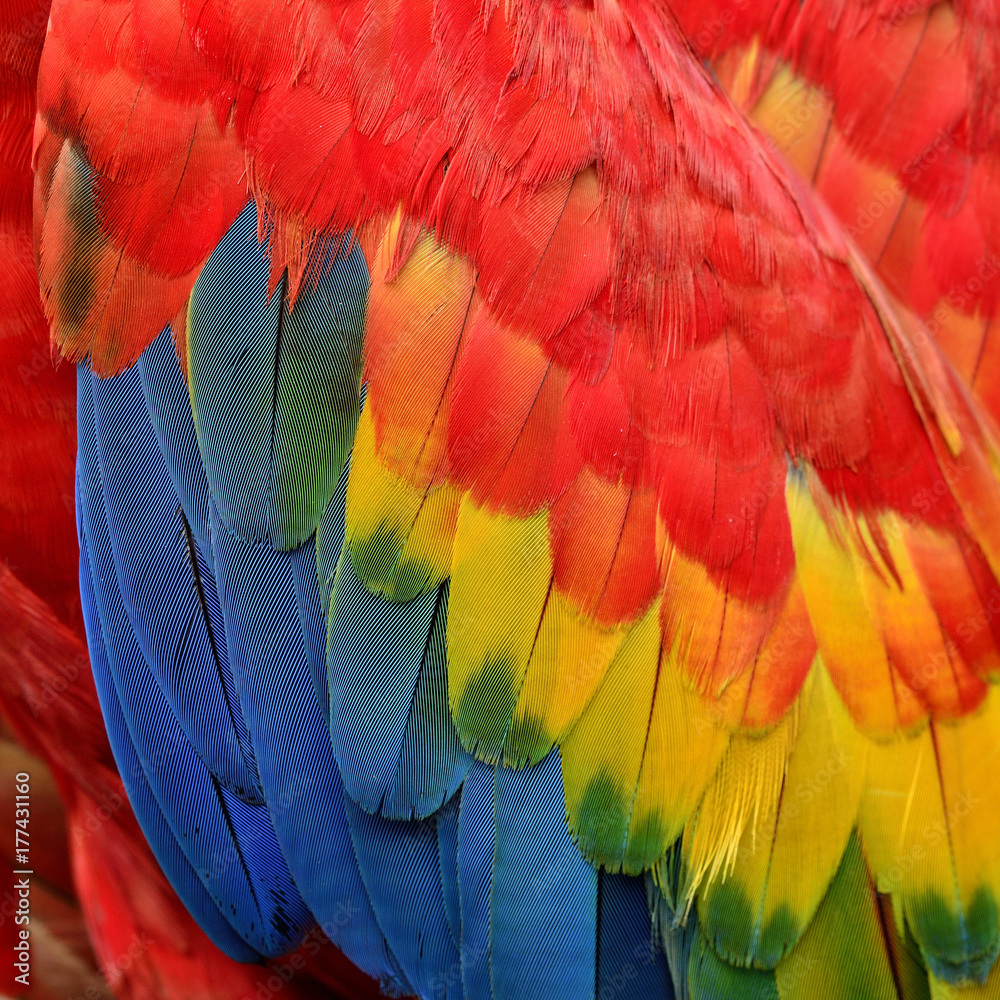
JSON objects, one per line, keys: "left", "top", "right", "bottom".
{"left": 1, "top": 4, "right": 379, "bottom": 996}
{"left": 5, "top": 0, "right": 1000, "bottom": 997}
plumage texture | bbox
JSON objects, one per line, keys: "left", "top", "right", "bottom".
{"left": 457, "top": 753, "right": 599, "bottom": 1000}
{"left": 0, "top": 1, "right": 381, "bottom": 993}
{"left": 344, "top": 796, "right": 459, "bottom": 998}
{"left": 16, "top": 0, "right": 1000, "bottom": 997}
{"left": 188, "top": 202, "right": 367, "bottom": 550}
{"left": 329, "top": 562, "right": 472, "bottom": 819}
{"left": 79, "top": 365, "right": 314, "bottom": 957}
{"left": 90, "top": 354, "right": 260, "bottom": 803}
{"left": 79, "top": 525, "right": 261, "bottom": 965}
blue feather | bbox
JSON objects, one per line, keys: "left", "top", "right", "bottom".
{"left": 78, "top": 366, "right": 310, "bottom": 957}
{"left": 188, "top": 203, "right": 366, "bottom": 550}
{"left": 344, "top": 796, "right": 462, "bottom": 999}
{"left": 88, "top": 363, "right": 260, "bottom": 802}
{"left": 597, "top": 873, "right": 673, "bottom": 1000}
{"left": 136, "top": 326, "right": 212, "bottom": 552}
{"left": 289, "top": 541, "right": 330, "bottom": 727}
{"left": 458, "top": 751, "right": 598, "bottom": 1000}
{"left": 436, "top": 791, "right": 462, "bottom": 954}
{"left": 78, "top": 521, "right": 260, "bottom": 964}
{"left": 329, "top": 548, "right": 471, "bottom": 820}
{"left": 207, "top": 502, "right": 408, "bottom": 991}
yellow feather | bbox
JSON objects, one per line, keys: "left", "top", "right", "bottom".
{"left": 787, "top": 468, "right": 923, "bottom": 733}
{"left": 690, "top": 661, "right": 869, "bottom": 966}
{"left": 932, "top": 691, "right": 1000, "bottom": 944}
{"left": 506, "top": 589, "right": 627, "bottom": 765}
{"left": 858, "top": 688, "right": 1000, "bottom": 982}
{"left": 758, "top": 663, "right": 868, "bottom": 939}
{"left": 775, "top": 834, "right": 899, "bottom": 1000}
{"left": 447, "top": 499, "right": 551, "bottom": 761}
{"left": 683, "top": 693, "right": 797, "bottom": 904}
{"left": 746, "top": 64, "right": 835, "bottom": 181}
{"left": 561, "top": 607, "right": 729, "bottom": 873}
{"left": 345, "top": 407, "right": 459, "bottom": 601}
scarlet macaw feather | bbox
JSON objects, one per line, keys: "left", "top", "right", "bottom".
{"left": 19, "top": 0, "right": 1000, "bottom": 997}
{"left": 89, "top": 353, "right": 262, "bottom": 803}
{"left": 78, "top": 368, "right": 314, "bottom": 957}
{"left": 78, "top": 526, "right": 262, "bottom": 965}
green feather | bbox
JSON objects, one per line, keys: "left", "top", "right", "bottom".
{"left": 775, "top": 833, "right": 903, "bottom": 1000}
{"left": 688, "top": 931, "right": 779, "bottom": 1000}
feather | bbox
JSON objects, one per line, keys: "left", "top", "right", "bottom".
{"left": 30, "top": 1, "right": 1000, "bottom": 996}
{"left": 879, "top": 903, "right": 933, "bottom": 1000}
{"left": 654, "top": 845, "right": 702, "bottom": 1000}
{"left": 206, "top": 501, "right": 407, "bottom": 989}
{"left": 929, "top": 960, "right": 1000, "bottom": 1000}
{"left": 774, "top": 834, "right": 900, "bottom": 1000}
{"left": 687, "top": 930, "right": 778, "bottom": 1000}
{"left": 691, "top": 665, "right": 867, "bottom": 968}
{"left": 78, "top": 366, "right": 310, "bottom": 956}
{"left": 560, "top": 605, "right": 729, "bottom": 874}
{"left": 187, "top": 202, "right": 366, "bottom": 550}
{"left": 344, "top": 796, "right": 461, "bottom": 999}
{"left": 315, "top": 466, "right": 350, "bottom": 724}
{"left": 446, "top": 307, "right": 583, "bottom": 514}
{"left": 135, "top": 326, "right": 213, "bottom": 550}
{"left": 344, "top": 219, "right": 472, "bottom": 601}
{"left": 329, "top": 548, "right": 471, "bottom": 819}
{"left": 858, "top": 688, "right": 1000, "bottom": 983}
{"left": 436, "top": 792, "right": 462, "bottom": 952}
{"left": 447, "top": 500, "right": 553, "bottom": 764}
{"left": 289, "top": 522, "right": 333, "bottom": 730}
{"left": 458, "top": 752, "right": 598, "bottom": 1000}
{"left": 789, "top": 471, "right": 988, "bottom": 734}
{"left": 596, "top": 872, "right": 673, "bottom": 1000}
{"left": 87, "top": 362, "right": 260, "bottom": 802}
{"left": 33, "top": 0, "right": 244, "bottom": 371}
{"left": 36, "top": 140, "right": 198, "bottom": 374}
{"left": 345, "top": 405, "right": 461, "bottom": 603}
{"left": 361, "top": 218, "right": 472, "bottom": 486}
{"left": 78, "top": 524, "right": 260, "bottom": 964}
